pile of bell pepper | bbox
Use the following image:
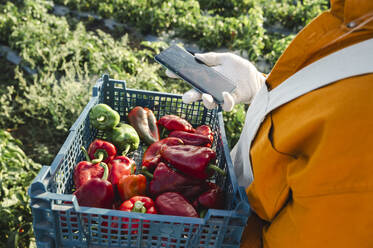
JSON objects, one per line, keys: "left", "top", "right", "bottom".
{"left": 71, "top": 103, "right": 226, "bottom": 224}
{"left": 146, "top": 114, "right": 225, "bottom": 217}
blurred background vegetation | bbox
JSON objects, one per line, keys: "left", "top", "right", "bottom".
{"left": 0, "top": 0, "right": 328, "bottom": 246}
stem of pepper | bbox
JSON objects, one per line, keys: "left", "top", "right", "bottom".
{"left": 207, "top": 164, "right": 226, "bottom": 176}
{"left": 199, "top": 209, "right": 207, "bottom": 218}
{"left": 99, "top": 162, "right": 109, "bottom": 181}
{"left": 91, "top": 152, "right": 104, "bottom": 164}
{"left": 141, "top": 167, "right": 154, "bottom": 179}
{"left": 81, "top": 146, "right": 91, "bottom": 162}
{"left": 122, "top": 144, "right": 131, "bottom": 156}
{"left": 130, "top": 162, "right": 135, "bottom": 175}
{"left": 159, "top": 126, "right": 168, "bottom": 139}
{"left": 132, "top": 201, "right": 146, "bottom": 213}
{"left": 97, "top": 115, "right": 106, "bottom": 122}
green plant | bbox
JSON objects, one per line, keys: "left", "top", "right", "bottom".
{"left": 263, "top": 33, "right": 296, "bottom": 69}
{"left": 231, "top": 5, "right": 266, "bottom": 61}
{"left": 198, "top": 0, "right": 255, "bottom": 17}
{"left": 223, "top": 104, "right": 246, "bottom": 149}
{"left": 262, "top": 0, "right": 329, "bottom": 32}
{"left": 12, "top": 69, "right": 94, "bottom": 164}
{"left": 0, "top": 130, "right": 41, "bottom": 248}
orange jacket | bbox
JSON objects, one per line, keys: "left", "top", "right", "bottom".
{"left": 241, "top": 0, "right": 373, "bottom": 247}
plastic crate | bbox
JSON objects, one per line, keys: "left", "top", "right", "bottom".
{"left": 28, "top": 74, "right": 251, "bottom": 248}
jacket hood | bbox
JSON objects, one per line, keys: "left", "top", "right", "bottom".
{"left": 330, "top": 0, "right": 373, "bottom": 26}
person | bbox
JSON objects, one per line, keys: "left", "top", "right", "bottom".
{"left": 165, "top": 0, "right": 373, "bottom": 247}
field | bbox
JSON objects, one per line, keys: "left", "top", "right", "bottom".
{"left": 0, "top": 0, "right": 328, "bottom": 247}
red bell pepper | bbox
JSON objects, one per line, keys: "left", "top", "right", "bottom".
{"left": 74, "top": 162, "right": 114, "bottom": 209}
{"left": 108, "top": 155, "right": 135, "bottom": 188}
{"left": 73, "top": 146, "right": 104, "bottom": 189}
{"left": 158, "top": 115, "right": 194, "bottom": 132}
{"left": 117, "top": 163, "right": 147, "bottom": 201}
{"left": 119, "top": 196, "right": 157, "bottom": 214}
{"left": 149, "top": 162, "right": 209, "bottom": 200}
{"left": 194, "top": 183, "right": 224, "bottom": 210}
{"left": 87, "top": 139, "right": 117, "bottom": 164}
{"left": 155, "top": 192, "right": 198, "bottom": 217}
{"left": 160, "top": 145, "right": 225, "bottom": 180}
{"left": 168, "top": 130, "right": 212, "bottom": 147}
{"left": 112, "top": 196, "right": 157, "bottom": 234}
{"left": 142, "top": 137, "right": 183, "bottom": 171}
{"left": 128, "top": 106, "right": 160, "bottom": 145}
{"left": 195, "top": 125, "right": 214, "bottom": 146}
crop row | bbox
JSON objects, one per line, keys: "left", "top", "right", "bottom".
{"left": 54, "top": 0, "right": 328, "bottom": 64}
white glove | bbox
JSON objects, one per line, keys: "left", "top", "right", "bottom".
{"left": 165, "top": 52, "right": 266, "bottom": 111}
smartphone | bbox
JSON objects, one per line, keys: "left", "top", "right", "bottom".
{"left": 154, "top": 45, "right": 236, "bottom": 104}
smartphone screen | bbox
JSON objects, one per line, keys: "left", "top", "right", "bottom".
{"left": 154, "top": 45, "right": 236, "bottom": 103}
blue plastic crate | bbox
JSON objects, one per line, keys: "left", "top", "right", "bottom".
{"left": 28, "top": 74, "right": 251, "bottom": 248}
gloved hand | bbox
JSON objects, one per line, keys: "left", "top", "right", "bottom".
{"left": 165, "top": 52, "right": 266, "bottom": 111}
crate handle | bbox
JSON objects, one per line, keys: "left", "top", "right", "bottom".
{"left": 103, "top": 74, "right": 126, "bottom": 89}
{"left": 33, "top": 192, "right": 81, "bottom": 210}
{"left": 234, "top": 200, "right": 251, "bottom": 217}
{"left": 92, "top": 75, "right": 104, "bottom": 97}
{"left": 233, "top": 186, "right": 251, "bottom": 216}
{"left": 33, "top": 192, "right": 91, "bottom": 245}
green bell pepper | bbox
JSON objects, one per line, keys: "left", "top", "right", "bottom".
{"left": 106, "top": 123, "right": 140, "bottom": 155}
{"left": 89, "top": 104, "right": 120, "bottom": 130}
